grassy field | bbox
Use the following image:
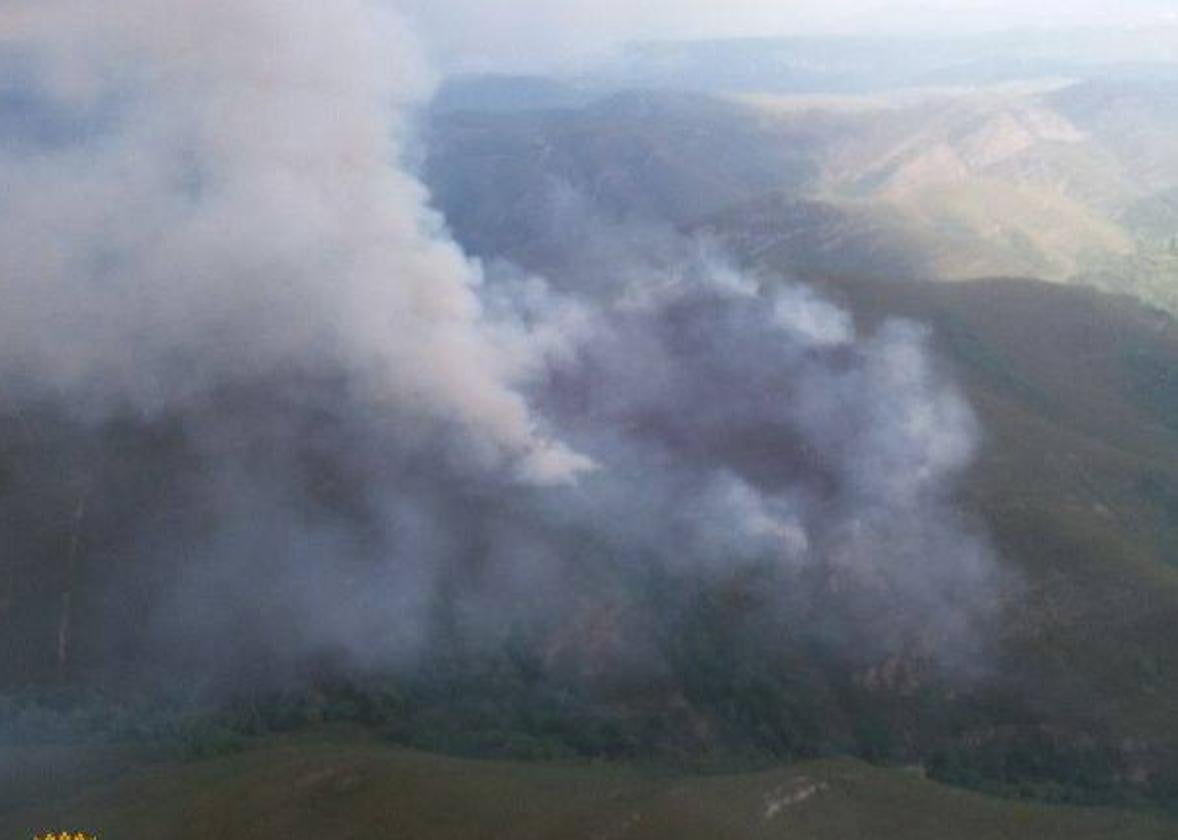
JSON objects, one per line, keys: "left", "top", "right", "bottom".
{"left": 3, "top": 730, "right": 1176, "bottom": 840}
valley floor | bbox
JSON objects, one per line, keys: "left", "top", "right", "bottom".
{"left": 2, "top": 731, "right": 1174, "bottom": 839}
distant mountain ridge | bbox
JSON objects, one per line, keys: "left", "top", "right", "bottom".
{"left": 600, "top": 30, "right": 1178, "bottom": 95}
{"left": 429, "top": 75, "right": 1178, "bottom": 316}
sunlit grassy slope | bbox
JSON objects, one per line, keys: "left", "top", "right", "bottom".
{"left": 2, "top": 730, "right": 1174, "bottom": 840}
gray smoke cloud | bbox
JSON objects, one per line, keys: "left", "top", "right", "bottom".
{"left": 0, "top": 0, "right": 1003, "bottom": 691}
{"left": 0, "top": 0, "right": 588, "bottom": 484}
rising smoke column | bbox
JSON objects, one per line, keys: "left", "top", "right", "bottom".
{"left": 0, "top": 0, "right": 588, "bottom": 483}
{"left": 0, "top": 0, "right": 593, "bottom": 684}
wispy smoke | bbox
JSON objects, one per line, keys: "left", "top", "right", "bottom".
{"left": 0, "top": 1, "right": 1003, "bottom": 691}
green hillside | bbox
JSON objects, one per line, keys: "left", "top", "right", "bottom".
{"left": 2, "top": 730, "right": 1174, "bottom": 840}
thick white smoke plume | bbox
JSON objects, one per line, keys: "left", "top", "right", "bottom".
{"left": 0, "top": 0, "right": 588, "bottom": 484}
{"left": 0, "top": 0, "right": 1004, "bottom": 690}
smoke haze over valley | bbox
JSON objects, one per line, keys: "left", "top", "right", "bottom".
{"left": 4, "top": 3, "right": 1178, "bottom": 837}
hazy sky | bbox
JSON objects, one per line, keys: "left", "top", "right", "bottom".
{"left": 398, "top": 0, "right": 1178, "bottom": 72}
